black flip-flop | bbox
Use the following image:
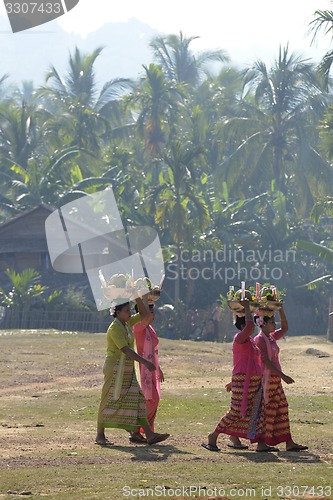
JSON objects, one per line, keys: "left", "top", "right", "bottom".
{"left": 286, "top": 445, "right": 308, "bottom": 452}
{"left": 201, "top": 443, "right": 220, "bottom": 452}
{"left": 147, "top": 433, "right": 170, "bottom": 445}
{"left": 227, "top": 443, "right": 249, "bottom": 450}
{"left": 129, "top": 433, "right": 147, "bottom": 444}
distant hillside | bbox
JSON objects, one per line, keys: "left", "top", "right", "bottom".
{"left": 0, "top": 15, "right": 157, "bottom": 88}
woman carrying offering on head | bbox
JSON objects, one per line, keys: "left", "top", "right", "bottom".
{"left": 253, "top": 307, "right": 308, "bottom": 452}
{"left": 132, "top": 301, "right": 164, "bottom": 442}
{"left": 95, "top": 296, "right": 169, "bottom": 446}
{"left": 202, "top": 299, "right": 270, "bottom": 452}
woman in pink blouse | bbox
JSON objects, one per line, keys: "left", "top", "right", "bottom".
{"left": 131, "top": 302, "right": 164, "bottom": 443}
{"left": 202, "top": 300, "right": 272, "bottom": 452}
{"left": 253, "top": 307, "right": 308, "bottom": 452}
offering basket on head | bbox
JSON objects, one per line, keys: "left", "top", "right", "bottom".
{"left": 256, "top": 285, "right": 283, "bottom": 313}
{"left": 99, "top": 271, "right": 135, "bottom": 302}
{"left": 102, "top": 286, "right": 134, "bottom": 301}
{"left": 227, "top": 287, "right": 259, "bottom": 314}
{"left": 134, "top": 277, "right": 162, "bottom": 302}
{"left": 227, "top": 283, "right": 283, "bottom": 316}
{"left": 227, "top": 299, "right": 261, "bottom": 314}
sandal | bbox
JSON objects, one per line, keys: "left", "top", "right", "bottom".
{"left": 256, "top": 446, "right": 279, "bottom": 452}
{"left": 129, "top": 432, "right": 147, "bottom": 444}
{"left": 201, "top": 443, "right": 220, "bottom": 452}
{"left": 147, "top": 433, "right": 170, "bottom": 445}
{"left": 286, "top": 444, "right": 308, "bottom": 452}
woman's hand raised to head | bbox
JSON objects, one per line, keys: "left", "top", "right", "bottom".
{"left": 239, "top": 299, "right": 253, "bottom": 321}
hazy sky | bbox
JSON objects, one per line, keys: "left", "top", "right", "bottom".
{"left": 56, "top": 0, "right": 333, "bottom": 63}
{"left": 0, "top": 0, "right": 332, "bottom": 64}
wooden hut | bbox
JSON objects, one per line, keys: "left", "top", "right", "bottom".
{"left": 0, "top": 204, "right": 54, "bottom": 272}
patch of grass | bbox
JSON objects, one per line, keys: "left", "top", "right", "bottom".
{"left": 0, "top": 331, "right": 332, "bottom": 499}
{"left": 0, "top": 461, "right": 332, "bottom": 499}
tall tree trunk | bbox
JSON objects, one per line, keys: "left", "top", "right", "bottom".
{"left": 174, "top": 242, "right": 181, "bottom": 306}
{"left": 273, "top": 146, "right": 285, "bottom": 193}
{"left": 327, "top": 296, "right": 333, "bottom": 342}
{"left": 186, "top": 249, "right": 195, "bottom": 306}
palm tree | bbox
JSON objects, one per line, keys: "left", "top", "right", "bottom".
{"left": 0, "top": 74, "right": 9, "bottom": 99}
{"left": 0, "top": 81, "right": 100, "bottom": 211}
{"left": 40, "top": 47, "right": 131, "bottom": 154}
{"left": 145, "top": 140, "right": 209, "bottom": 303}
{"left": 127, "top": 63, "right": 185, "bottom": 157}
{"left": 189, "top": 66, "right": 243, "bottom": 178}
{"left": 296, "top": 238, "right": 333, "bottom": 340}
{"left": 297, "top": 195, "right": 333, "bottom": 287}
{"left": 0, "top": 95, "right": 40, "bottom": 172}
{"left": 0, "top": 268, "right": 47, "bottom": 311}
{"left": 307, "top": 8, "right": 333, "bottom": 89}
{"left": 3, "top": 146, "right": 94, "bottom": 210}
{"left": 216, "top": 45, "right": 331, "bottom": 213}
{"left": 150, "top": 31, "right": 229, "bottom": 88}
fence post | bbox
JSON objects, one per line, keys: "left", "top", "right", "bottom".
{"left": 328, "top": 297, "right": 333, "bottom": 342}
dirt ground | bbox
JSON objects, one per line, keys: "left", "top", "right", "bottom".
{"left": 0, "top": 332, "right": 332, "bottom": 499}
{"left": 0, "top": 333, "right": 332, "bottom": 465}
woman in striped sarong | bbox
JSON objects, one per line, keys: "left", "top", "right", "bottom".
{"left": 95, "top": 297, "right": 169, "bottom": 446}
{"left": 253, "top": 307, "right": 308, "bottom": 452}
{"left": 202, "top": 300, "right": 272, "bottom": 452}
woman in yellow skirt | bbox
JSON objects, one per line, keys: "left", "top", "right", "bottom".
{"left": 96, "top": 296, "right": 170, "bottom": 446}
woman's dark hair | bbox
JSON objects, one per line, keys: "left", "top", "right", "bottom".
{"left": 112, "top": 302, "right": 130, "bottom": 317}
{"left": 134, "top": 303, "right": 154, "bottom": 313}
{"left": 235, "top": 315, "right": 246, "bottom": 330}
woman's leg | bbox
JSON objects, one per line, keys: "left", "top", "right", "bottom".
{"left": 95, "top": 426, "right": 114, "bottom": 445}
{"left": 256, "top": 440, "right": 279, "bottom": 451}
{"left": 129, "top": 427, "right": 147, "bottom": 443}
{"left": 96, "top": 425, "right": 105, "bottom": 441}
{"left": 207, "top": 430, "right": 219, "bottom": 447}
{"left": 228, "top": 436, "right": 248, "bottom": 449}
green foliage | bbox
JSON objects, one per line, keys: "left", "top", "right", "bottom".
{"left": 0, "top": 268, "right": 93, "bottom": 313}
{"left": 57, "top": 286, "right": 94, "bottom": 312}
{"left": 0, "top": 268, "right": 46, "bottom": 310}
{"left": 0, "top": 38, "right": 332, "bottom": 332}
{"left": 296, "top": 240, "right": 333, "bottom": 289}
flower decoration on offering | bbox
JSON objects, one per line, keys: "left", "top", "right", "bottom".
{"left": 99, "top": 270, "right": 164, "bottom": 303}
{"left": 134, "top": 274, "right": 164, "bottom": 301}
{"left": 257, "top": 285, "right": 283, "bottom": 311}
{"left": 99, "top": 270, "right": 134, "bottom": 300}
{"left": 253, "top": 283, "right": 284, "bottom": 318}
{"left": 227, "top": 282, "right": 260, "bottom": 315}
